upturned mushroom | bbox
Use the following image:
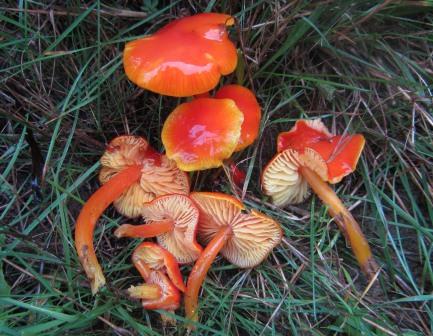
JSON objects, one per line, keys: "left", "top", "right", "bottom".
{"left": 184, "top": 192, "right": 282, "bottom": 323}
{"left": 75, "top": 135, "right": 189, "bottom": 294}
{"left": 162, "top": 85, "right": 261, "bottom": 171}
{"left": 114, "top": 194, "right": 202, "bottom": 264}
{"left": 128, "top": 242, "right": 184, "bottom": 313}
{"left": 262, "top": 119, "right": 378, "bottom": 279}
{"left": 123, "top": 13, "right": 237, "bottom": 97}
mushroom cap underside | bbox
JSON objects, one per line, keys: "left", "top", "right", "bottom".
{"left": 99, "top": 136, "right": 189, "bottom": 218}
{"left": 140, "top": 194, "right": 202, "bottom": 264}
{"left": 190, "top": 192, "right": 282, "bottom": 268}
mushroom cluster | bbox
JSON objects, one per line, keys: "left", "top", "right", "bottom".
{"left": 75, "top": 11, "right": 377, "bottom": 329}
{"left": 75, "top": 12, "right": 282, "bottom": 326}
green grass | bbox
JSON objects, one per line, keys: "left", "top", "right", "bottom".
{"left": 1, "top": 1, "right": 432, "bottom": 335}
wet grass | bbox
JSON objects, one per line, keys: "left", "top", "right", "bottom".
{"left": 1, "top": 1, "right": 432, "bottom": 335}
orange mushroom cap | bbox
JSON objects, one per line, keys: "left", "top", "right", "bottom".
{"left": 190, "top": 192, "right": 282, "bottom": 268}
{"left": 262, "top": 119, "right": 365, "bottom": 206}
{"left": 115, "top": 194, "right": 203, "bottom": 264}
{"left": 123, "top": 13, "right": 237, "bottom": 97}
{"left": 99, "top": 136, "right": 190, "bottom": 217}
{"left": 128, "top": 243, "right": 183, "bottom": 311}
{"left": 131, "top": 242, "right": 186, "bottom": 292}
{"left": 162, "top": 98, "right": 243, "bottom": 171}
{"left": 215, "top": 84, "right": 261, "bottom": 152}
{"left": 276, "top": 119, "right": 365, "bottom": 184}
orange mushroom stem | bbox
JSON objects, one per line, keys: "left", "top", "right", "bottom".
{"left": 262, "top": 119, "right": 379, "bottom": 280}
{"left": 183, "top": 192, "right": 282, "bottom": 326}
{"left": 184, "top": 226, "right": 233, "bottom": 322}
{"left": 75, "top": 164, "right": 143, "bottom": 294}
{"left": 114, "top": 194, "right": 202, "bottom": 264}
{"left": 114, "top": 220, "right": 174, "bottom": 239}
{"left": 299, "top": 166, "right": 378, "bottom": 277}
{"left": 130, "top": 243, "right": 184, "bottom": 311}
{"left": 75, "top": 136, "right": 190, "bottom": 294}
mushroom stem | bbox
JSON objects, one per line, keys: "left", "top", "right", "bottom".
{"left": 114, "top": 220, "right": 174, "bottom": 238}
{"left": 75, "top": 164, "right": 143, "bottom": 294}
{"left": 185, "top": 225, "right": 233, "bottom": 324}
{"left": 299, "top": 166, "right": 379, "bottom": 280}
{"left": 128, "top": 284, "right": 161, "bottom": 300}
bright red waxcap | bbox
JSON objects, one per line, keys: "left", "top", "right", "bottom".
{"left": 215, "top": 84, "right": 261, "bottom": 151}
{"left": 123, "top": 13, "right": 237, "bottom": 97}
{"left": 277, "top": 119, "right": 365, "bottom": 183}
{"left": 162, "top": 98, "right": 243, "bottom": 171}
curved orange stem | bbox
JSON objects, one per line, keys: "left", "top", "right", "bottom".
{"left": 300, "top": 166, "right": 379, "bottom": 280}
{"left": 114, "top": 220, "right": 174, "bottom": 239}
{"left": 75, "top": 164, "right": 142, "bottom": 294}
{"left": 184, "top": 226, "right": 233, "bottom": 324}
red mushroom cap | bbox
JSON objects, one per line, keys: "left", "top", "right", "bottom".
{"left": 277, "top": 119, "right": 365, "bottom": 183}
{"left": 215, "top": 84, "right": 261, "bottom": 151}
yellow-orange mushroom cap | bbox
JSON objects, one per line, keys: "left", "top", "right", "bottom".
{"left": 99, "top": 136, "right": 190, "bottom": 218}
{"left": 123, "top": 13, "right": 237, "bottom": 97}
{"left": 215, "top": 85, "right": 261, "bottom": 152}
{"left": 162, "top": 98, "right": 244, "bottom": 171}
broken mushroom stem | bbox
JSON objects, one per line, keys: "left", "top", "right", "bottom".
{"left": 128, "top": 283, "right": 161, "bottom": 300}
{"left": 114, "top": 220, "right": 174, "bottom": 239}
{"left": 299, "top": 166, "right": 379, "bottom": 279}
{"left": 184, "top": 225, "right": 233, "bottom": 323}
{"left": 75, "top": 164, "right": 143, "bottom": 294}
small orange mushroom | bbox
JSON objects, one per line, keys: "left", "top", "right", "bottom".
{"left": 123, "top": 13, "right": 237, "bottom": 97}
{"left": 215, "top": 84, "right": 261, "bottom": 151}
{"left": 115, "top": 194, "right": 202, "bottom": 264}
{"left": 75, "top": 136, "right": 189, "bottom": 294}
{"left": 262, "top": 119, "right": 378, "bottom": 280}
{"left": 184, "top": 192, "right": 282, "bottom": 324}
{"left": 128, "top": 242, "right": 183, "bottom": 312}
{"left": 162, "top": 98, "right": 244, "bottom": 171}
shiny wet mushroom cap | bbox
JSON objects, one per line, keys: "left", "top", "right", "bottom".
{"left": 162, "top": 98, "right": 244, "bottom": 171}
{"left": 123, "top": 13, "right": 237, "bottom": 97}
{"left": 262, "top": 119, "right": 365, "bottom": 207}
